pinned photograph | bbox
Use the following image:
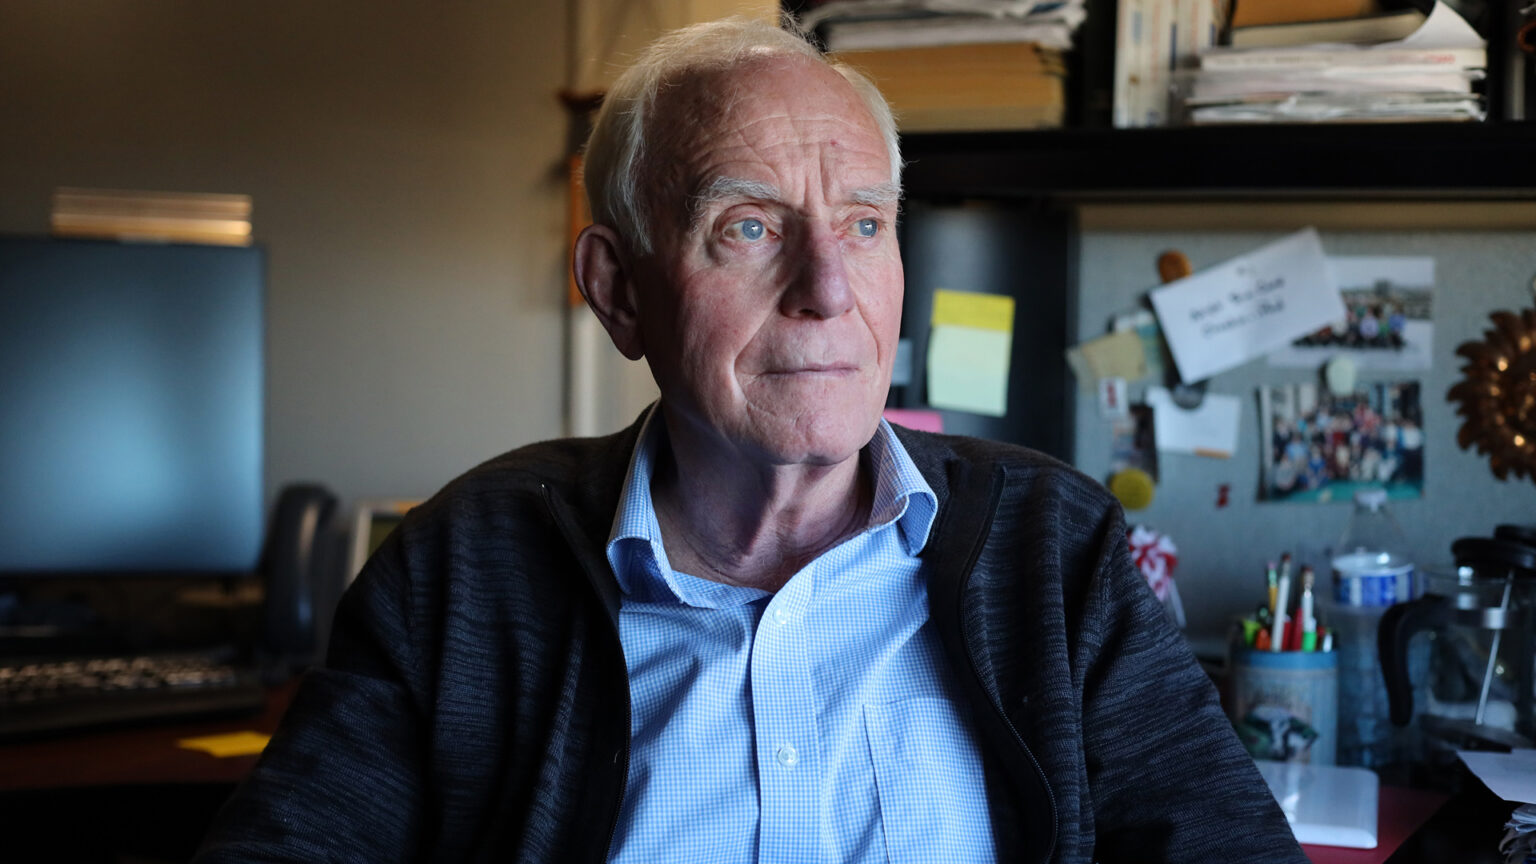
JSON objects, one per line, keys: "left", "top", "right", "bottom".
{"left": 1259, "top": 381, "right": 1424, "bottom": 502}
{"left": 1268, "top": 257, "right": 1434, "bottom": 372}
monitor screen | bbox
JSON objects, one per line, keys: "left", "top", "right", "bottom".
{"left": 0, "top": 236, "right": 264, "bottom": 577}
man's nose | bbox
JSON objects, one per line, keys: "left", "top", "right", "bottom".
{"left": 780, "top": 227, "right": 855, "bottom": 320}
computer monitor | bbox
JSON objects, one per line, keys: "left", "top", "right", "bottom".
{"left": 0, "top": 236, "right": 264, "bottom": 579}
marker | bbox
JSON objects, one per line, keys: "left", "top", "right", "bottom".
{"left": 1266, "top": 561, "right": 1279, "bottom": 616}
{"left": 1271, "top": 568, "right": 1291, "bottom": 653}
{"left": 1300, "top": 565, "right": 1318, "bottom": 652}
{"left": 1241, "top": 617, "right": 1261, "bottom": 647}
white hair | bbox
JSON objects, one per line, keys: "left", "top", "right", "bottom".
{"left": 582, "top": 17, "right": 902, "bottom": 256}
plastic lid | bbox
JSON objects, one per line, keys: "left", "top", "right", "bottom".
{"left": 1495, "top": 524, "right": 1536, "bottom": 549}
{"left": 1451, "top": 537, "right": 1536, "bottom": 576}
{"left": 1354, "top": 488, "right": 1388, "bottom": 510}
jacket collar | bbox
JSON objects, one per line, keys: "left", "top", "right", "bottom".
{"left": 540, "top": 414, "right": 647, "bottom": 627}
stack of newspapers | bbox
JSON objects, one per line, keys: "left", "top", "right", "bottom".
{"left": 799, "top": 0, "right": 1088, "bottom": 52}
{"left": 1179, "top": 0, "right": 1487, "bottom": 124}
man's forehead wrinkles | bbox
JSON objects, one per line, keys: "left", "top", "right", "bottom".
{"left": 718, "top": 108, "right": 873, "bottom": 140}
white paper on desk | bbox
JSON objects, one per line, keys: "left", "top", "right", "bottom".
{"left": 1146, "top": 387, "right": 1241, "bottom": 458}
{"left": 1149, "top": 228, "right": 1344, "bottom": 383}
{"left": 1458, "top": 749, "right": 1536, "bottom": 804}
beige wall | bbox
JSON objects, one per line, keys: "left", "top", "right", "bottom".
{"left": 0, "top": 2, "right": 572, "bottom": 507}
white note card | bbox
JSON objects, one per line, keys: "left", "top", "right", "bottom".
{"left": 1147, "top": 387, "right": 1241, "bottom": 458}
{"left": 1149, "top": 228, "right": 1345, "bottom": 383}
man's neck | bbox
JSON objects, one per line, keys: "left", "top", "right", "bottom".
{"left": 649, "top": 420, "right": 873, "bottom": 593}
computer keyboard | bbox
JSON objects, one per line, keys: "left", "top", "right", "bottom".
{"left": 0, "top": 651, "right": 267, "bottom": 740}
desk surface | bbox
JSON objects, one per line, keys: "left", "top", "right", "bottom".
{"left": 1302, "top": 779, "right": 1518, "bottom": 864}
{"left": 1302, "top": 786, "right": 1448, "bottom": 864}
{"left": 0, "top": 678, "right": 297, "bottom": 793}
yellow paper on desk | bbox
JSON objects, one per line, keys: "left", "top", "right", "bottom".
{"left": 927, "top": 289, "right": 1015, "bottom": 417}
{"left": 178, "top": 730, "right": 270, "bottom": 758}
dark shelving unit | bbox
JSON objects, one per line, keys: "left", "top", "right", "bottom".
{"left": 873, "top": 0, "right": 1536, "bottom": 454}
{"left": 902, "top": 122, "right": 1536, "bottom": 200}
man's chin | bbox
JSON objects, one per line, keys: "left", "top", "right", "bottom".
{"left": 749, "top": 414, "right": 883, "bottom": 470}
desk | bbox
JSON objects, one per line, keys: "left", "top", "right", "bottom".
{"left": 0, "top": 680, "right": 297, "bottom": 863}
{"left": 1301, "top": 786, "right": 1446, "bottom": 864}
{"left": 1301, "top": 781, "right": 1515, "bottom": 864}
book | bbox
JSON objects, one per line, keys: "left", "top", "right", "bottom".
{"left": 821, "top": 13, "right": 1077, "bottom": 50}
{"left": 1199, "top": 45, "right": 1485, "bottom": 71}
{"left": 1112, "top": 0, "right": 1147, "bottom": 127}
{"left": 1230, "top": 8, "right": 1427, "bottom": 48}
{"left": 1229, "top": 0, "right": 1384, "bottom": 29}
{"left": 1188, "top": 67, "right": 1479, "bottom": 101}
{"left": 1114, "top": 0, "right": 1221, "bottom": 127}
{"left": 832, "top": 42, "right": 1066, "bottom": 130}
{"left": 1186, "top": 90, "right": 1485, "bottom": 123}
{"left": 800, "top": 0, "right": 1086, "bottom": 31}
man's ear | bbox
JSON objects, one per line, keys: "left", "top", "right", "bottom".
{"left": 573, "top": 224, "right": 645, "bottom": 361}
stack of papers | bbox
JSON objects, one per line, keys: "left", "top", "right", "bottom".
{"left": 1458, "top": 749, "right": 1536, "bottom": 860}
{"left": 800, "top": 0, "right": 1088, "bottom": 51}
{"left": 1180, "top": 1, "right": 1486, "bottom": 124}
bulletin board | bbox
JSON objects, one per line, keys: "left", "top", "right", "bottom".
{"left": 1071, "top": 225, "right": 1536, "bottom": 651}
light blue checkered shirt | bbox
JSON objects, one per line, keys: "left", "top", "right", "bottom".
{"left": 604, "top": 408, "right": 997, "bottom": 863}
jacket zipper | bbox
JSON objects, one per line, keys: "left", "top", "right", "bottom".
{"left": 603, "top": 701, "right": 631, "bottom": 862}
{"left": 539, "top": 483, "right": 632, "bottom": 864}
{"left": 953, "top": 467, "right": 1058, "bottom": 864}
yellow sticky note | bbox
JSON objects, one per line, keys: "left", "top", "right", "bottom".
{"left": 178, "top": 730, "right": 271, "bottom": 758}
{"left": 931, "top": 289, "right": 1015, "bottom": 332}
{"left": 927, "top": 325, "right": 1012, "bottom": 417}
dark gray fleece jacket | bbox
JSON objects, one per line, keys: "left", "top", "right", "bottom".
{"left": 195, "top": 418, "right": 1304, "bottom": 864}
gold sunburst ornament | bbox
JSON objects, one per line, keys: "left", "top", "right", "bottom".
{"left": 1447, "top": 288, "right": 1536, "bottom": 481}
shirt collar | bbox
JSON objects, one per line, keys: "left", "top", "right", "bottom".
{"left": 604, "top": 405, "right": 938, "bottom": 601}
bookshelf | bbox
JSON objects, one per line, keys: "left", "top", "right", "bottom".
{"left": 901, "top": 122, "right": 1536, "bottom": 200}
{"left": 892, "top": 123, "right": 1535, "bottom": 462}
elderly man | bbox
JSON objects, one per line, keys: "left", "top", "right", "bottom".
{"left": 197, "top": 18, "right": 1303, "bottom": 864}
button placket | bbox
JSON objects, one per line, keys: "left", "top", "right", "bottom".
{"left": 751, "top": 577, "right": 818, "bottom": 860}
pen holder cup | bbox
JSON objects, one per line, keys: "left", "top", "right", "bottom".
{"left": 1227, "top": 648, "right": 1338, "bottom": 766}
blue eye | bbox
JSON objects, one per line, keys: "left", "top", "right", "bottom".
{"left": 856, "top": 218, "right": 878, "bottom": 238}
{"left": 735, "top": 218, "right": 766, "bottom": 241}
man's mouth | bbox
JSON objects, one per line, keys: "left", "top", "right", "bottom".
{"left": 760, "top": 363, "right": 858, "bottom": 376}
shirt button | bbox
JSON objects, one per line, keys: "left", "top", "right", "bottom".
{"left": 771, "top": 607, "right": 791, "bottom": 626}
{"left": 776, "top": 744, "right": 799, "bottom": 768}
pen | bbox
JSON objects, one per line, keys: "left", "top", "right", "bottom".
{"left": 1271, "top": 567, "right": 1290, "bottom": 654}
{"left": 1266, "top": 560, "right": 1278, "bottom": 616}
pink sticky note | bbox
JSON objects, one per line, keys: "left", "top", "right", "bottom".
{"left": 883, "top": 408, "right": 944, "bottom": 434}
